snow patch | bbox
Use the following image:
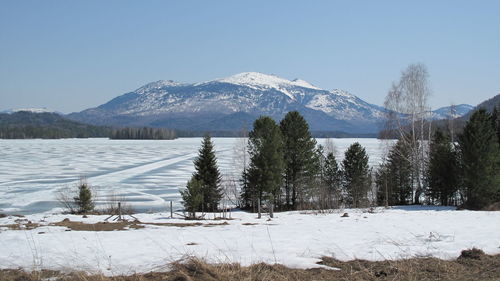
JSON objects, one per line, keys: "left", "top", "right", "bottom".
{"left": 206, "top": 72, "right": 322, "bottom": 100}
{"left": 11, "top": 108, "right": 54, "bottom": 113}
{"left": 0, "top": 207, "right": 498, "bottom": 276}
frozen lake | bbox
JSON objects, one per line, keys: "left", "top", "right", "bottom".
{"left": 0, "top": 138, "right": 390, "bottom": 214}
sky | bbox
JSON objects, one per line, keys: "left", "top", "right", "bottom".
{"left": 1, "top": 1, "right": 499, "bottom": 113}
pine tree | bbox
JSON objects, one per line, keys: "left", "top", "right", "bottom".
{"left": 246, "top": 116, "right": 284, "bottom": 209}
{"left": 427, "top": 129, "right": 459, "bottom": 205}
{"left": 180, "top": 177, "right": 204, "bottom": 218}
{"left": 74, "top": 180, "right": 94, "bottom": 214}
{"left": 342, "top": 142, "right": 370, "bottom": 208}
{"left": 280, "top": 111, "right": 318, "bottom": 209}
{"left": 193, "top": 135, "right": 222, "bottom": 212}
{"left": 457, "top": 109, "right": 500, "bottom": 209}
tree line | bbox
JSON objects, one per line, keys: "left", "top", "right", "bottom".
{"left": 181, "top": 64, "right": 499, "bottom": 215}
{"left": 379, "top": 64, "right": 499, "bottom": 210}
{"left": 240, "top": 112, "right": 373, "bottom": 211}
{"left": 110, "top": 127, "right": 176, "bottom": 140}
{"left": 0, "top": 111, "right": 178, "bottom": 140}
{"left": 181, "top": 111, "right": 376, "bottom": 216}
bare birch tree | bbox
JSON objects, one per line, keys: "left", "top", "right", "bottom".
{"left": 383, "top": 63, "right": 431, "bottom": 204}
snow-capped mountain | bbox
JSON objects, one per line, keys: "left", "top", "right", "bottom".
{"left": 431, "top": 104, "right": 474, "bottom": 120}
{"left": 68, "top": 72, "right": 388, "bottom": 133}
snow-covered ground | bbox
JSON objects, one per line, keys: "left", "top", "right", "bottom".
{"left": 0, "top": 206, "right": 498, "bottom": 275}
{"left": 0, "top": 138, "right": 390, "bottom": 214}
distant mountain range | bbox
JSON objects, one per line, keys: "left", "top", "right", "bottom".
{"left": 66, "top": 72, "right": 473, "bottom": 135}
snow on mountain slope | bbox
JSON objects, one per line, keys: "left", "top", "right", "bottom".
{"left": 68, "top": 72, "right": 387, "bottom": 133}
{"left": 205, "top": 72, "right": 322, "bottom": 100}
{"left": 304, "top": 89, "right": 385, "bottom": 120}
{"left": 135, "top": 80, "right": 187, "bottom": 95}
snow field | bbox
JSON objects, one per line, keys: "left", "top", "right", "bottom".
{"left": 0, "top": 206, "right": 498, "bottom": 276}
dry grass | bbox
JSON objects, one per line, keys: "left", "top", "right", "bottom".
{"left": 0, "top": 222, "right": 40, "bottom": 230}
{"left": 1, "top": 250, "right": 498, "bottom": 281}
{"left": 52, "top": 220, "right": 145, "bottom": 231}
{"left": 0, "top": 217, "right": 40, "bottom": 230}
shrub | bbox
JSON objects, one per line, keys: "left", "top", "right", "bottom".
{"left": 57, "top": 179, "right": 95, "bottom": 214}
{"left": 459, "top": 248, "right": 485, "bottom": 260}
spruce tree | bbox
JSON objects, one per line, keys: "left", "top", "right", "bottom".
{"left": 375, "top": 164, "right": 390, "bottom": 206}
{"left": 323, "top": 152, "right": 342, "bottom": 208}
{"left": 427, "top": 129, "right": 459, "bottom": 205}
{"left": 280, "top": 111, "right": 318, "bottom": 209}
{"left": 457, "top": 109, "right": 500, "bottom": 209}
{"left": 180, "top": 176, "right": 204, "bottom": 218}
{"left": 193, "top": 135, "right": 222, "bottom": 212}
{"left": 342, "top": 142, "right": 370, "bottom": 208}
{"left": 376, "top": 139, "right": 413, "bottom": 206}
{"left": 246, "top": 116, "right": 284, "bottom": 209}
{"left": 74, "top": 180, "right": 94, "bottom": 214}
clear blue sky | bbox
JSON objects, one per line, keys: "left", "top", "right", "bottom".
{"left": 1, "top": 0, "right": 499, "bottom": 113}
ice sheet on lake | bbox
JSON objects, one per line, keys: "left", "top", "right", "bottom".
{"left": 0, "top": 138, "right": 390, "bottom": 214}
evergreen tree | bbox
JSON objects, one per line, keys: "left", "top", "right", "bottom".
{"left": 342, "top": 142, "right": 371, "bottom": 208}
{"left": 375, "top": 164, "right": 390, "bottom": 206}
{"left": 376, "top": 139, "right": 413, "bottom": 206}
{"left": 245, "top": 116, "right": 284, "bottom": 209}
{"left": 492, "top": 105, "right": 500, "bottom": 146}
{"left": 74, "top": 180, "right": 94, "bottom": 214}
{"left": 457, "top": 109, "right": 500, "bottom": 209}
{"left": 427, "top": 129, "right": 459, "bottom": 205}
{"left": 280, "top": 111, "right": 318, "bottom": 209}
{"left": 180, "top": 177, "right": 204, "bottom": 218}
{"left": 239, "top": 169, "right": 252, "bottom": 209}
{"left": 323, "top": 152, "right": 342, "bottom": 208}
{"left": 193, "top": 135, "right": 222, "bottom": 211}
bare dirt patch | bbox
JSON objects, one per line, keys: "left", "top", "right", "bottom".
{"left": 52, "top": 220, "right": 145, "bottom": 231}
{"left": 1, "top": 219, "right": 231, "bottom": 232}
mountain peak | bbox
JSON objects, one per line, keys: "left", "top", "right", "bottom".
{"left": 291, "top": 78, "right": 319, "bottom": 89}
{"left": 136, "top": 80, "right": 185, "bottom": 94}
{"left": 213, "top": 72, "right": 321, "bottom": 91}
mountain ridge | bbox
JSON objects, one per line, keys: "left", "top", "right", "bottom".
{"left": 66, "top": 72, "right": 473, "bottom": 134}
{"left": 68, "top": 72, "right": 387, "bottom": 133}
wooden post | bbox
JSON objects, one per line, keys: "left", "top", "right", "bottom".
{"left": 170, "top": 201, "right": 173, "bottom": 218}
{"left": 257, "top": 198, "right": 261, "bottom": 219}
{"left": 270, "top": 203, "right": 274, "bottom": 218}
{"left": 118, "top": 202, "right": 122, "bottom": 221}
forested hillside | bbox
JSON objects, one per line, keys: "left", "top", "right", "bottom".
{"left": 0, "top": 111, "right": 111, "bottom": 139}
